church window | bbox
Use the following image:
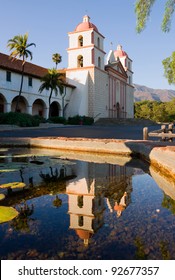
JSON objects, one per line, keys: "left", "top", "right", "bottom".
{"left": 77, "top": 55, "right": 83, "bottom": 67}
{"left": 98, "top": 57, "right": 101, "bottom": 68}
{"left": 28, "top": 77, "right": 32, "bottom": 87}
{"left": 128, "top": 61, "right": 131, "bottom": 70}
{"left": 78, "top": 216, "right": 84, "bottom": 227}
{"left": 97, "top": 37, "right": 100, "bottom": 48}
{"left": 6, "top": 71, "right": 11, "bottom": 82}
{"left": 91, "top": 32, "right": 94, "bottom": 44}
{"left": 78, "top": 35, "right": 83, "bottom": 47}
{"left": 78, "top": 195, "right": 84, "bottom": 208}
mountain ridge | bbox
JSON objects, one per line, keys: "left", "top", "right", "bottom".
{"left": 134, "top": 84, "right": 175, "bottom": 102}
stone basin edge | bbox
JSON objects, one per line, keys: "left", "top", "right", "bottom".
{"left": 0, "top": 137, "right": 175, "bottom": 181}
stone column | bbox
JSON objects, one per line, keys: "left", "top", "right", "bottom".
{"left": 45, "top": 107, "right": 49, "bottom": 119}
{"left": 27, "top": 106, "right": 33, "bottom": 115}
{"left": 5, "top": 103, "right": 11, "bottom": 113}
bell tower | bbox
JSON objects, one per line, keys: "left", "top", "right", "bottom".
{"left": 66, "top": 15, "right": 108, "bottom": 118}
{"left": 67, "top": 15, "right": 105, "bottom": 69}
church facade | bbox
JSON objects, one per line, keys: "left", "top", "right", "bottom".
{"left": 66, "top": 15, "right": 134, "bottom": 120}
{"left": 0, "top": 15, "right": 134, "bottom": 120}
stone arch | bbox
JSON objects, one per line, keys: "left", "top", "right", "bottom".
{"left": 32, "top": 99, "right": 46, "bottom": 118}
{"left": 0, "top": 93, "right": 7, "bottom": 113}
{"left": 11, "top": 96, "right": 28, "bottom": 113}
{"left": 50, "top": 101, "right": 61, "bottom": 117}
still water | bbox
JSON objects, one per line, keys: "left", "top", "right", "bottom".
{"left": 0, "top": 148, "right": 175, "bottom": 260}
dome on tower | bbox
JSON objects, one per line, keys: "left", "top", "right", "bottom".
{"left": 114, "top": 45, "right": 128, "bottom": 58}
{"left": 74, "top": 15, "right": 99, "bottom": 32}
{"left": 76, "top": 229, "right": 92, "bottom": 240}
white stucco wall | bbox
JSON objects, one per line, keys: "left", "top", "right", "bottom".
{"left": 94, "top": 68, "right": 108, "bottom": 119}
{"left": 125, "top": 84, "right": 134, "bottom": 118}
{"left": 0, "top": 68, "right": 73, "bottom": 118}
{"left": 66, "top": 69, "right": 89, "bottom": 117}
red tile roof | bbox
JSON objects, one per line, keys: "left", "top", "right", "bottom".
{"left": 0, "top": 52, "right": 76, "bottom": 88}
{"left": 0, "top": 52, "right": 48, "bottom": 78}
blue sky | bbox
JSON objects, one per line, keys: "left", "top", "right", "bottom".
{"left": 0, "top": 0, "right": 174, "bottom": 90}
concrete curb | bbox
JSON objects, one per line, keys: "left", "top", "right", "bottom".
{"left": 0, "top": 123, "right": 65, "bottom": 131}
{"left": 0, "top": 136, "right": 175, "bottom": 180}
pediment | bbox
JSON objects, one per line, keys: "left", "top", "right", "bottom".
{"left": 105, "top": 60, "right": 127, "bottom": 78}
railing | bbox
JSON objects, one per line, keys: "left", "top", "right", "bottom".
{"left": 143, "top": 123, "right": 175, "bottom": 142}
{"left": 94, "top": 113, "right": 101, "bottom": 122}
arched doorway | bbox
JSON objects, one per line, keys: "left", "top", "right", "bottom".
{"left": 0, "top": 94, "right": 6, "bottom": 113}
{"left": 50, "top": 101, "right": 61, "bottom": 117}
{"left": 32, "top": 99, "right": 46, "bottom": 117}
{"left": 11, "top": 96, "right": 28, "bottom": 113}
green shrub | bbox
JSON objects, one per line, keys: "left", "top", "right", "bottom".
{"left": 48, "top": 116, "right": 66, "bottom": 124}
{"left": 67, "top": 115, "right": 81, "bottom": 125}
{"left": 67, "top": 115, "right": 94, "bottom": 125}
{"left": 0, "top": 112, "right": 42, "bottom": 127}
{"left": 82, "top": 116, "right": 94, "bottom": 125}
{"left": 33, "top": 115, "right": 46, "bottom": 123}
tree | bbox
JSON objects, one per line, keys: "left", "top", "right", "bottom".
{"left": 39, "top": 68, "right": 64, "bottom": 118}
{"left": 7, "top": 33, "right": 36, "bottom": 111}
{"left": 52, "top": 53, "right": 62, "bottom": 69}
{"left": 162, "top": 51, "right": 175, "bottom": 85}
{"left": 135, "top": 0, "right": 175, "bottom": 33}
{"left": 135, "top": 0, "right": 175, "bottom": 85}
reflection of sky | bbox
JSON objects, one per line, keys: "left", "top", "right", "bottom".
{"left": 132, "top": 173, "right": 164, "bottom": 210}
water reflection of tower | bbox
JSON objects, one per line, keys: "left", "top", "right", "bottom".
{"left": 105, "top": 164, "right": 133, "bottom": 217}
{"left": 66, "top": 161, "right": 133, "bottom": 245}
{"left": 66, "top": 161, "right": 105, "bottom": 246}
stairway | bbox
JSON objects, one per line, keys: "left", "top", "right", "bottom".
{"left": 94, "top": 118, "right": 156, "bottom": 126}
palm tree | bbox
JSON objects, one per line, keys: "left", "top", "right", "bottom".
{"left": 7, "top": 33, "right": 36, "bottom": 112}
{"left": 52, "top": 53, "right": 62, "bottom": 69}
{"left": 39, "top": 68, "right": 64, "bottom": 118}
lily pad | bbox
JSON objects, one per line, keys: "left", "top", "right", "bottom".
{"left": 0, "top": 194, "right": 5, "bottom": 201}
{"left": 0, "top": 206, "right": 19, "bottom": 223}
{"left": 0, "top": 182, "right": 26, "bottom": 189}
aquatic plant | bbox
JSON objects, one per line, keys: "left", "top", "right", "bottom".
{"left": 0, "top": 182, "right": 26, "bottom": 194}
{"left": 0, "top": 206, "right": 19, "bottom": 223}
{"left": 0, "top": 194, "right": 5, "bottom": 201}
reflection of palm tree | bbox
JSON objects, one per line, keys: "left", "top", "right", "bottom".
{"left": 11, "top": 203, "right": 34, "bottom": 232}
{"left": 40, "top": 166, "right": 66, "bottom": 182}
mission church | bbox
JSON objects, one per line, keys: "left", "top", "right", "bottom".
{"left": 0, "top": 15, "right": 134, "bottom": 120}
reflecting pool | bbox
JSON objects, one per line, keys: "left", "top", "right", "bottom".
{"left": 0, "top": 148, "right": 175, "bottom": 260}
